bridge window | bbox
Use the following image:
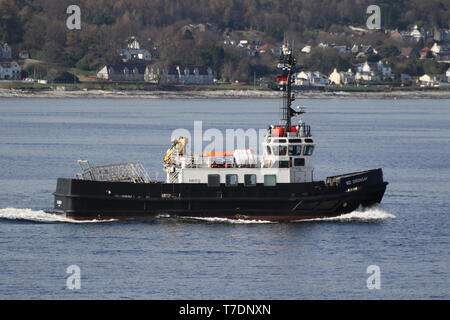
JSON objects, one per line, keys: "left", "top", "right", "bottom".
{"left": 226, "top": 174, "right": 238, "bottom": 186}
{"left": 244, "top": 174, "right": 257, "bottom": 186}
{"left": 207, "top": 174, "right": 220, "bottom": 187}
{"left": 303, "top": 145, "right": 315, "bottom": 156}
{"left": 288, "top": 145, "right": 302, "bottom": 156}
{"left": 264, "top": 175, "right": 277, "bottom": 186}
{"left": 272, "top": 145, "right": 287, "bottom": 156}
{"left": 294, "top": 158, "right": 305, "bottom": 166}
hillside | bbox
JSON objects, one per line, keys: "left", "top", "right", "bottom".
{"left": 2, "top": 0, "right": 450, "bottom": 81}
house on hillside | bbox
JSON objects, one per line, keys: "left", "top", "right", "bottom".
{"left": 355, "top": 61, "right": 392, "bottom": 80}
{"left": 376, "top": 61, "right": 393, "bottom": 78}
{"left": 294, "top": 71, "right": 330, "bottom": 86}
{"left": 399, "top": 31, "right": 414, "bottom": 42}
{"left": 351, "top": 44, "right": 377, "bottom": 55}
{"left": 419, "top": 74, "right": 448, "bottom": 86}
{"left": 96, "top": 62, "right": 147, "bottom": 81}
{"left": 0, "top": 61, "right": 21, "bottom": 80}
{"left": 430, "top": 43, "right": 450, "bottom": 58}
{"left": 409, "top": 25, "right": 433, "bottom": 43}
{"left": 145, "top": 65, "right": 215, "bottom": 85}
{"left": 355, "top": 71, "right": 380, "bottom": 82}
{"left": 329, "top": 68, "right": 356, "bottom": 85}
{"left": 0, "top": 44, "right": 21, "bottom": 80}
{"left": 410, "top": 26, "right": 424, "bottom": 42}
{"left": 238, "top": 40, "right": 262, "bottom": 48}
{"left": 355, "top": 62, "right": 380, "bottom": 82}
{"left": 119, "top": 37, "right": 152, "bottom": 62}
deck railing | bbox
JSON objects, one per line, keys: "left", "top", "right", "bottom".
{"left": 76, "top": 160, "right": 151, "bottom": 183}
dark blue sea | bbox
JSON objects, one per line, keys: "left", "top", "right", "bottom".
{"left": 0, "top": 98, "right": 449, "bottom": 299}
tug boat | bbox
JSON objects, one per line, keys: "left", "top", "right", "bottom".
{"left": 53, "top": 46, "right": 388, "bottom": 221}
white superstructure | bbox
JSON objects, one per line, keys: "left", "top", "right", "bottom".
{"left": 164, "top": 121, "right": 315, "bottom": 186}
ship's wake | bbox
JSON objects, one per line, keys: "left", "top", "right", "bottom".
{"left": 180, "top": 217, "right": 276, "bottom": 224}
{"left": 179, "top": 206, "right": 396, "bottom": 224}
{"left": 0, "top": 208, "right": 116, "bottom": 224}
{"left": 299, "top": 206, "right": 396, "bottom": 223}
{"left": 0, "top": 206, "right": 395, "bottom": 225}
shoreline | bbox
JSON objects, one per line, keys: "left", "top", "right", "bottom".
{"left": 1, "top": 88, "right": 450, "bottom": 99}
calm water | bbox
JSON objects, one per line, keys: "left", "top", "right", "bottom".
{"left": 0, "top": 98, "right": 449, "bottom": 299}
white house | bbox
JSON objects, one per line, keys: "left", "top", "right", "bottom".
{"left": 430, "top": 42, "right": 440, "bottom": 56}
{"left": 355, "top": 61, "right": 392, "bottom": 81}
{"left": 295, "top": 71, "right": 330, "bottom": 86}
{"left": 446, "top": 67, "right": 450, "bottom": 82}
{"left": 329, "top": 68, "right": 356, "bottom": 85}
{"left": 145, "top": 65, "right": 215, "bottom": 85}
{"left": 410, "top": 25, "right": 423, "bottom": 41}
{"left": 356, "top": 61, "right": 372, "bottom": 73}
{"left": 0, "top": 61, "right": 21, "bottom": 80}
{"left": 355, "top": 71, "right": 380, "bottom": 82}
{"left": 119, "top": 37, "right": 152, "bottom": 62}
{"left": 419, "top": 74, "right": 448, "bottom": 86}
{"left": 409, "top": 25, "right": 432, "bottom": 42}
{"left": 97, "top": 62, "right": 147, "bottom": 81}
{"left": 355, "top": 62, "right": 379, "bottom": 82}
{"left": 294, "top": 72, "right": 310, "bottom": 86}
{"left": 430, "top": 42, "right": 450, "bottom": 57}
{"left": 0, "top": 43, "right": 21, "bottom": 79}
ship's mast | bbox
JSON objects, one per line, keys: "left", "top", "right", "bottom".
{"left": 279, "top": 44, "right": 297, "bottom": 133}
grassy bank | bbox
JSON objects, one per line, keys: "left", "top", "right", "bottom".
{"left": 0, "top": 82, "right": 268, "bottom": 92}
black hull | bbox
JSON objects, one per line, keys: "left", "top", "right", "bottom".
{"left": 53, "top": 169, "right": 387, "bottom": 222}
